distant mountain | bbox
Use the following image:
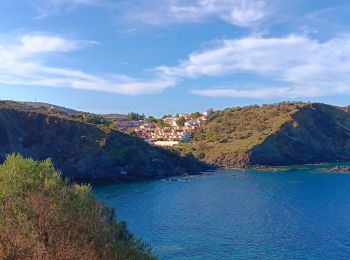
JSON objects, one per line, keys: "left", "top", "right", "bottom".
{"left": 0, "top": 100, "right": 81, "bottom": 116}
{"left": 0, "top": 104, "right": 207, "bottom": 183}
{"left": 177, "top": 102, "right": 350, "bottom": 167}
{"left": 23, "top": 101, "right": 81, "bottom": 115}
{"left": 0, "top": 100, "right": 128, "bottom": 120}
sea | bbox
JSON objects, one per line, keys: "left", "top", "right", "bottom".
{"left": 94, "top": 165, "right": 350, "bottom": 259}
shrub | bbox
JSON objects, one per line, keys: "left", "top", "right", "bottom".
{"left": 190, "top": 112, "right": 201, "bottom": 119}
{"left": 0, "top": 154, "right": 154, "bottom": 260}
{"left": 176, "top": 116, "right": 186, "bottom": 126}
{"left": 207, "top": 134, "right": 220, "bottom": 142}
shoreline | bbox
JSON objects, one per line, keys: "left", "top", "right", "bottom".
{"left": 92, "top": 161, "right": 350, "bottom": 186}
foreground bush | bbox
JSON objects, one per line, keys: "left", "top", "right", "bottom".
{"left": 0, "top": 154, "right": 154, "bottom": 259}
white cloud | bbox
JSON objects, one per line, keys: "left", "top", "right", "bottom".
{"left": 121, "top": 0, "right": 269, "bottom": 27}
{"left": 0, "top": 34, "right": 175, "bottom": 95}
{"left": 158, "top": 34, "right": 350, "bottom": 98}
{"left": 3, "top": 32, "right": 350, "bottom": 100}
{"left": 18, "top": 34, "right": 81, "bottom": 55}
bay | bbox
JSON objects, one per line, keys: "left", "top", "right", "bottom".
{"left": 94, "top": 167, "right": 350, "bottom": 259}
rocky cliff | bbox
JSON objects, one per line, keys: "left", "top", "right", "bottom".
{"left": 0, "top": 107, "right": 206, "bottom": 183}
{"left": 178, "top": 102, "right": 350, "bottom": 167}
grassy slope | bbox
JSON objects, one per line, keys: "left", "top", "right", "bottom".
{"left": 176, "top": 102, "right": 307, "bottom": 167}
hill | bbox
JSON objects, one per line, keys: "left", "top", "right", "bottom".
{"left": 177, "top": 102, "right": 350, "bottom": 167}
{"left": 0, "top": 154, "right": 154, "bottom": 259}
{"left": 0, "top": 105, "right": 206, "bottom": 183}
{"left": 0, "top": 100, "right": 81, "bottom": 116}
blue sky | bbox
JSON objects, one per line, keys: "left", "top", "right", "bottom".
{"left": 1, "top": 0, "right": 350, "bottom": 116}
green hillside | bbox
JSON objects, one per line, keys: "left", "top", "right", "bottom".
{"left": 0, "top": 154, "right": 154, "bottom": 259}
{"left": 177, "top": 102, "right": 350, "bottom": 167}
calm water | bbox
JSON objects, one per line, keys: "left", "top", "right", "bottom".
{"left": 94, "top": 167, "right": 350, "bottom": 259}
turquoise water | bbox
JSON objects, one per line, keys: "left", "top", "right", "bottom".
{"left": 94, "top": 168, "right": 350, "bottom": 259}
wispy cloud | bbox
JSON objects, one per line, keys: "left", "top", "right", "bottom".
{"left": 3, "top": 32, "right": 350, "bottom": 99}
{"left": 158, "top": 34, "right": 350, "bottom": 98}
{"left": 29, "top": 0, "right": 100, "bottom": 16}
{"left": 0, "top": 33, "right": 175, "bottom": 95}
{"left": 119, "top": 0, "right": 270, "bottom": 28}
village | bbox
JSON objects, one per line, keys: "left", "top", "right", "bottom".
{"left": 114, "top": 109, "right": 214, "bottom": 146}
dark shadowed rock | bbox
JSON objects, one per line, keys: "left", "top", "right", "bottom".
{"left": 0, "top": 107, "right": 207, "bottom": 183}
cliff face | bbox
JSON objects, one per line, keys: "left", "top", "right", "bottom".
{"left": 179, "top": 103, "right": 350, "bottom": 167}
{"left": 250, "top": 104, "right": 350, "bottom": 165}
{"left": 0, "top": 108, "right": 206, "bottom": 183}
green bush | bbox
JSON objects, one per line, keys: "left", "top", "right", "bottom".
{"left": 190, "top": 112, "right": 201, "bottom": 119}
{"left": 207, "top": 134, "right": 220, "bottom": 142}
{"left": 0, "top": 154, "right": 154, "bottom": 260}
{"left": 176, "top": 116, "right": 186, "bottom": 126}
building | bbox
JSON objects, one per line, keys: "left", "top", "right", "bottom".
{"left": 154, "top": 141, "right": 179, "bottom": 147}
{"left": 203, "top": 108, "right": 214, "bottom": 117}
{"left": 101, "top": 113, "right": 128, "bottom": 121}
{"left": 185, "top": 120, "right": 200, "bottom": 127}
{"left": 115, "top": 120, "right": 143, "bottom": 131}
{"left": 179, "top": 113, "right": 190, "bottom": 120}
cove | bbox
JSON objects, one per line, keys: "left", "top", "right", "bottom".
{"left": 94, "top": 168, "right": 350, "bottom": 259}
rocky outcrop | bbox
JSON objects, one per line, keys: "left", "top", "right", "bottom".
{"left": 327, "top": 166, "right": 350, "bottom": 172}
{"left": 0, "top": 108, "right": 207, "bottom": 183}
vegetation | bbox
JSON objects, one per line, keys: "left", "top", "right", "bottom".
{"left": 0, "top": 106, "right": 206, "bottom": 183}
{"left": 190, "top": 112, "right": 201, "bottom": 119}
{"left": 176, "top": 102, "right": 307, "bottom": 166}
{"left": 73, "top": 113, "right": 109, "bottom": 125}
{"left": 0, "top": 154, "right": 154, "bottom": 259}
{"left": 147, "top": 116, "right": 158, "bottom": 123}
{"left": 127, "top": 129, "right": 138, "bottom": 136}
{"left": 147, "top": 116, "right": 171, "bottom": 128}
{"left": 176, "top": 116, "right": 186, "bottom": 126}
{"left": 156, "top": 120, "right": 170, "bottom": 128}
{"left": 127, "top": 112, "right": 144, "bottom": 121}
{"left": 162, "top": 114, "right": 172, "bottom": 119}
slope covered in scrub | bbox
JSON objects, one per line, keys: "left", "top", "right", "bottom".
{"left": 0, "top": 106, "right": 206, "bottom": 183}
{"left": 250, "top": 103, "right": 350, "bottom": 165}
{"left": 0, "top": 154, "right": 154, "bottom": 259}
{"left": 177, "top": 102, "right": 350, "bottom": 167}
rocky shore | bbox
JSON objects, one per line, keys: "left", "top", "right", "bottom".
{"left": 327, "top": 166, "right": 350, "bottom": 173}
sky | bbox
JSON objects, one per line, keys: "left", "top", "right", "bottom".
{"left": 1, "top": 0, "right": 350, "bottom": 116}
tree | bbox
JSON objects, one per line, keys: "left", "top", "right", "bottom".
{"left": 162, "top": 114, "right": 172, "bottom": 119}
{"left": 148, "top": 116, "right": 158, "bottom": 123}
{"left": 190, "top": 112, "right": 201, "bottom": 119}
{"left": 157, "top": 120, "right": 165, "bottom": 127}
{"left": 176, "top": 116, "right": 186, "bottom": 126}
{"left": 72, "top": 113, "right": 109, "bottom": 125}
{"left": 127, "top": 112, "right": 143, "bottom": 120}
{"left": 127, "top": 129, "right": 138, "bottom": 136}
